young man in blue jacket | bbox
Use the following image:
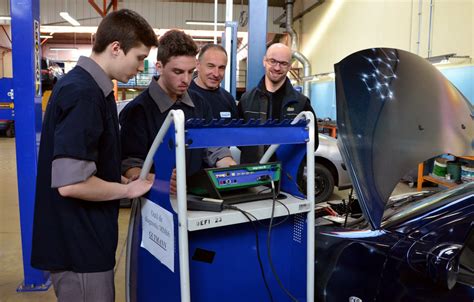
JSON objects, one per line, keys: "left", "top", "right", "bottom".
{"left": 31, "top": 9, "right": 157, "bottom": 302}
{"left": 120, "top": 30, "right": 235, "bottom": 193}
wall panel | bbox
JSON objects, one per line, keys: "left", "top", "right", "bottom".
{"left": 299, "top": 0, "right": 473, "bottom": 74}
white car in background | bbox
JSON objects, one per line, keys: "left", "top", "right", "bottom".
{"left": 301, "top": 133, "right": 352, "bottom": 202}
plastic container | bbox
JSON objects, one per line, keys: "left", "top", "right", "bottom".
{"left": 461, "top": 164, "right": 474, "bottom": 182}
{"left": 446, "top": 161, "right": 462, "bottom": 182}
{"left": 433, "top": 158, "right": 448, "bottom": 177}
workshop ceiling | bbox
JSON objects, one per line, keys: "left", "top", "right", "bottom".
{"left": 162, "top": 0, "right": 285, "bottom": 7}
{"left": 43, "top": 32, "right": 93, "bottom": 45}
{"left": 40, "top": 0, "right": 287, "bottom": 45}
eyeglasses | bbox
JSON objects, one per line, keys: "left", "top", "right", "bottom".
{"left": 266, "top": 58, "right": 290, "bottom": 68}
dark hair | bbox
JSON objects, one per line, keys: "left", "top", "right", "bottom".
{"left": 93, "top": 9, "right": 158, "bottom": 54}
{"left": 197, "top": 44, "right": 227, "bottom": 61}
{"left": 157, "top": 29, "right": 198, "bottom": 66}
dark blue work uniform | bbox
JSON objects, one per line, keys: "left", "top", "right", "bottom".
{"left": 120, "top": 76, "right": 222, "bottom": 177}
{"left": 237, "top": 76, "right": 317, "bottom": 164}
{"left": 31, "top": 57, "right": 121, "bottom": 273}
{"left": 188, "top": 79, "right": 238, "bottom": 121}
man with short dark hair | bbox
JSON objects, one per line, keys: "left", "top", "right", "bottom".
{"left": 120, "top": 30, "right": 235, "bottom": 190}
{"left": 238, "top": 43, "right": 317, "bottom": 164}
{"left": 189, "top": 44, "right": 238, "bottom": 121}
{"left": 31, "top": 9, "right": 157, "bottom": 302}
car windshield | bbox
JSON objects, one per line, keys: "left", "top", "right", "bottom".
{"left": 382, "top": 181, "right": 474, "bottom": 228}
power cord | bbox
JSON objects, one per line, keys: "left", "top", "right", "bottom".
{"left": 224, "top": 180, "right": 297, "bottom": 301}
{"left": 223, "top": 204, "right": 274, "bottom": 302}
{"left": 267, "top": 180, "right": 299, "bottom": 302}
{"left": 343, "top": 187, "right": 354, "bottom": 228}
{"left": 271, "top": 200, "right": 291, "bottom": 227}
{"left": 255, "top": 185, "right": 291, "bottom": 227}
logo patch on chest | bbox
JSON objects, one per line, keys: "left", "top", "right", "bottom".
{"left": 220, "top": 111, "right": 231, "bottom": 118}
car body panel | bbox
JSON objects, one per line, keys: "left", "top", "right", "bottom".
{"left": 335, "top": 48, "right": 474, "bottom": 229}
{"left": 316, "top": 184, "right": 474, "bottom": 301}
{"left": 315, "top": 47, "right": 474, "bottom": 301}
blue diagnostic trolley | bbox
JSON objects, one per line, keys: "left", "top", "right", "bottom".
{"left": 126, "top": 110, "right": 316, "bottom": 302}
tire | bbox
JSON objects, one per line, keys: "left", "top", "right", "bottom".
{"left": 298, "top": 162, "right": 335, "bottom": 203}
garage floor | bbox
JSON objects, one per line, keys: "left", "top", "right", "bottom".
{"left": 0, "top": 137, "right": 417, "bottom": 301}
{"left": 0, "top": 138, "right": 129, "bottom": 302}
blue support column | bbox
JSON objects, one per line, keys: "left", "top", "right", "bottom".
{"left": 246, "top": 0, "right": 268, "bottom": 90}
{"left": 11, "top": 0, "right": 51, "bottom": 291}
{"left": 221, "top": 21, "right": 238, "bottom": 98}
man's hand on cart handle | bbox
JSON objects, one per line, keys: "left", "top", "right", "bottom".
{"left": 216, "top": 156, "right": 237, "bottom": 168}
{"left": 125, "top": 178, "right": 153, "bottom": 199}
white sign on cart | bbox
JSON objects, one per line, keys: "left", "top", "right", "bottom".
{"left": 141, "top": 199, "right": 175, "bottom": 272}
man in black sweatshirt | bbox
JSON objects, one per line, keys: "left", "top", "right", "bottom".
{"left": 238, "top": 43, "right": 317, "bottom": 164}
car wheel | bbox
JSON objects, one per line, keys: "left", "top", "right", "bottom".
{"left": 299, "top": 163, "right": 335, "bottom": 203}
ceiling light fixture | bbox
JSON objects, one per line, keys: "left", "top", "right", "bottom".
{"left": 185, "top": 20, "right": 225, "bottom": 27}
{"left": 40, "top": 35, "right": 53, "bottom": 39}
{"left": 50, "top": 47, "right": 78, "bottom": 51}
{"left": 0, "top": 16, "right": 11, "bottom": 21}
{"left": 193, "top": 38, "right": 215, "bottom": 42}
{"left": 425, "top": 53, "right": 457, "bottom": 65}
{"left": 59, "top": 12, "right": 80, "bottom": 26}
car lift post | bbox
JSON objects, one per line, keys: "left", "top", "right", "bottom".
{"left": 246, "top": 0, "right": 267, "bottom": 90}
{"left": 11, "top": 0, "right": 51, "bottom": 292}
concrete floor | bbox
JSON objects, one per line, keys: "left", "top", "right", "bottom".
{"left": 0, "top": 137, "right": 130, "bottom": 302}
{"left": 0, "top": 137, "right": 417, "bottom": 301}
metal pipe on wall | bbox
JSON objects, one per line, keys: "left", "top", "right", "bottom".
{"left": 224, "top": 0, "right": 233, "bottom": 92}
{"left": 214, "top": 0, "right": 218, "bottom": 44}
{"left": 285, "top": 0, "right": 298, "bottom": 51}
{"left": 427, "top": 0, "right": 435, "bottom": 58}
{"left": 416, "top": 0, "right": 422, "bottom": 55}
{"left": 285, "top": 0, "right": 311, "bottom": 98}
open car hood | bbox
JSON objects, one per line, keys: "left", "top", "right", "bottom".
{"left": 335, "top": 48, "right": 474, "bottom": 229}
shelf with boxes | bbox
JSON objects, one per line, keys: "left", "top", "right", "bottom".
{"left": 116, "top": 71, "right": 155, "bottom": 100}
{"left": 417, "top": 155, "right": 474, "bottom": 191}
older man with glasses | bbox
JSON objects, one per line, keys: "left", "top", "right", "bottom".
{"left": 237, "top": 43, "right": 317, "bottom": 164}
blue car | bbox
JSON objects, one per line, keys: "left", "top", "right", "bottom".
{"left": 315, "top": 48, "right": 474, "bottom": 301}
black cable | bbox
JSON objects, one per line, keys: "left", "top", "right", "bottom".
{"left": 255, "top": 187, "right": 291, "bottom": 227}
{"left": 286, "top": 172, "right": 305, "bottom": 194}
{"left": 224, "top": 205, "right": 274, "bottom": 302}
{"left": 251, "top": 199, "right": 290, "bottom": 228}
{"left": 342, "top": 198, "right": 348, "bottom": 228}
{"left": 271, "top": 199, "right": 291, "bottom": 227}
{"left": 344, "top": 188, "right": 354, "bottom": 228}
{"left": 267, "top": 180, "right": 299, "bottom": 302}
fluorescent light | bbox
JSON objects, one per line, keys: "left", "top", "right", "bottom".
{"left": 40, "top": 35, "right": 53, "bottom": 39}
{"left": 0, "top": 16, "right": 11, "bottom": 21}
{"left": 185, "top": 20, "right": 225, "bottom": 27}
{"left": 193, "top": 38, "right": 215, "bottom": 42}
{"left": 426, "top": 53, "right": 456, "bottom": 64}
{"left": 59, "top": 12, "right": 80, "bottom": 26}
{"left": 50, "top": 47, "right": 78, "bottom": 51}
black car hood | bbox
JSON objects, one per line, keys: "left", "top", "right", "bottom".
{"left": 334, "top": 48, "right": 474, "bottom": 229}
